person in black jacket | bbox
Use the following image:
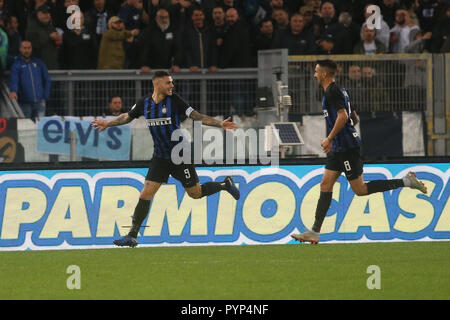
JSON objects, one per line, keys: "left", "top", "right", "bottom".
{"left": 430, "top": 4, "right": 450, "bottom": 52}
{"left": 179, "top": 6, "right": 219, "bottom": 107}
{"left": 25, "top": 4, "right": 62, "bottom": 70}
{"left": 84, "top": 0, "right": 115, "bottom": 44}
{"left": 61, "top": 11, "right": 98, "bottom": 69}
{"left": 251, "top": 18, "right": 274, "bottom": 66}
{"left": 183, "top": 7, "right": 218, "bottom": 72}
{"left": 272, "top": 13, "right": 316, "bottom": 55}
{"left": 313, "top": 1, "right": 341, "bottom": 40}
{"left": 138, "top": 8, "right": 182, "bottom": 73}
{"left": 220, "top": 7, "right": 253, "bottom": 116}
{"left": 219, "top": 7, "right": 251, "bottom": 68}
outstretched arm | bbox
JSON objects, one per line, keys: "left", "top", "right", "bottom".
{"left": 91, "top": 113, "right": 133, "bottom": 132}
{"left": 190, "top": 110, "right": 237, "bottom": 130}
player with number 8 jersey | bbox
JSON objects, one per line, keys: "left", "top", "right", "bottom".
{"left": 291, "top": 59, "right": 428, "bottom": 244}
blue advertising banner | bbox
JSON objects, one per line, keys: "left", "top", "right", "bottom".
{"left": 37, "top": 117, "right": 131, "bottom": 160}
{"left": 0, "top": 163, "right": 448, "bottom": 251}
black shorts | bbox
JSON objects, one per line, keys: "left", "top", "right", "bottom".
{"left": 145, "top": 157, "right": 199, "bottom": 188}
{"left": 325, "top": 148, "right": 363, "bottom": 181}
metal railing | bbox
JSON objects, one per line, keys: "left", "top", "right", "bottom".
{"left": 288, "top": 54, "right": 433, "bottom": 115}
{"left": 0, "top": 82, "right": 24, "bottom": 118}
{"left": 47, "top": 68, "right": 258, "bottom": 117}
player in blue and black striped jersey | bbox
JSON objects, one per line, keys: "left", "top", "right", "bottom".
{"left": 291, "top": 59, "right": 428, "bottom": 244}
{"left": 92, "top": 71, "right": 240, "bottom": 247}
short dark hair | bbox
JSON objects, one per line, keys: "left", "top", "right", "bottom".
{"left": 316, "top": 59, "right": 337, "bottom": 77}
{"left": 191, "top": 6, "right": 204, "bottom": 14}
{"left": 320, "top": 1, "right": 335, "bottom": 11}
{"left": 152, "top": 70, "right": 170, "bottom": 80}
{"left": 109, "top": 95, "right": 122, "bottom": 103}
{"left": 258, "top": 18, "right": 272, "bottom": 28}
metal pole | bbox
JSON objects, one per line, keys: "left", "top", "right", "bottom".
{"left": 69, "top": 129, "right": 77, "bottom": 161}
{"left": 135, "top": 79, "right": 142, "bottom": 101}
{"left": 200, "top": 78, "right": 207, "bottom": 114}
{"left": 68, "top": 80, "right": 74, "bottom": 116}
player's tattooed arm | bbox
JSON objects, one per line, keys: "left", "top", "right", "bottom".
{"left": 190, "top": 111, "right": 237, "bottom": 130}
{"left": 91, "top": 113, "right": 133, "bottom": 132}
{"left": 108, "top": 113, "right": 133, "bottom": 127}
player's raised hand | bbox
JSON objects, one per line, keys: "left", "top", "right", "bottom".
{"left": 221, "top": 117, "right": 237, "bottom": 131}
{"left": 91, "top": 118, "right": 108, "bottom": 132}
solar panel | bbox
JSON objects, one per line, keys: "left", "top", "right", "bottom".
{"left": 272, "top": 123, "right": 304, "bottom": 145}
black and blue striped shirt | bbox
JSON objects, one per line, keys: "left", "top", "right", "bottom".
{"left": 322, "top": 82, "right": 361, "bottom": 153}
{"left": 128, "top": 93, "right": 195, "bottom": 159}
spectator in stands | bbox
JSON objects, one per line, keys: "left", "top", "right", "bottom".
{"left": 360, "top": 65, "right": 386, "bottom": 110}
{"left": 85, "top": 0, "right": 115, "bottom": 43}
{"left": 334, "top": 62, "right": 344, "bottom": 83}
{"left": 176, "top": 0, "right": 217, "bottom": 26}
{"left": 314, "top": 1, "right": 340, "bottom": 37}
{"left": 118, "top": 0, "right": 148, "bottom": 30}
{"left": 336, "top": 11, "right": 361, "bottom": 54}
{"left": 299, "top": 5, "right": 317, "bottom": 33}
{"left": 272, "top": 13, "right": 316, "bottom": 55}
{"left": 271, "top": 8, "right": 289, "bottom": 32}
{"left": 183, "top": 7, "right": 218, "bottom": 72}
{"left": 103, "top": 95, "right": 124, "bottom": 116}
{"left": 417, "top": 0, "right": 439, "bottom": 32}
{"left": 118, "top": 0, "right": 143, "bottom": 68}
{"left": 9, "top": 40, "right": 51, "bottom": 118}
{"left": 221, "top": 0, "right": 240, "bottom": 15}
{"left": 431, "top": 4, "right": 450, "bottom": 52}
{"left": 405, "top": 0, "right": 421, "bottom": 27}
{"left": 220, "top": 8, "right": 251, "bottom": 68}
{"left": 316, "top": 33, "right": 337, "bottom": 54}
{"left": 304, "top": 0, "right": 321, "bottom": 15}
{"left": 354, "top": 25, "right": 388, "bottom": 54}
{"left": 138, "top": 8, "right": 182, "bottom": 73}
{"left": 26, "top": 4, "right": 61, "bottom": 70}
{"left": 251, "top": 18, "right": 274, "bottom": 64}
{"left": 361, "top": 3, "right": 390, "bottom": 49}
{"left": 212, "top": 6, "right": 226, "bottom": 47}
{"left": 312, "top": 1, "right": 353, "bottom": 53}
{"left": 389, "top": 9, "right": 420, "bottom": 53}
{"left": 361, "top": 66, "right": 374, "bottom": 81}
{"left": 0, "top": 15, "right": 8, "bottom": 73}
{"left": 5, "top": 15, "right": 21, "bottom": 69}
{"left": 6, "top": 0, "right": 33, "bottom": 38}
{"left": 61, "top": 11, "right": 98, "bottom": 69}
{"left": 220, "top": 7, "right": 252, "bottom": 115}
{"left": 98, "top": 16, "right": 137, "bottom": 69}
{"left": 405, "top": 29, "right": 433, "bottom": 52}
{"left": 265, "top": 0, "right": 285, "bottom": 19}
{"left": 379, "top": 0, "right": 401, "bottom": 28}
{"left": 344, "top": 64, "right": 363, "bottom": 108}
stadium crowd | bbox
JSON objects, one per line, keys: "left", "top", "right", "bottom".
{"left": 2, "top": 0, "right": 450, "bottom": 118}
{"left": 0, "top": 0, "right": 449, "bottom": 72}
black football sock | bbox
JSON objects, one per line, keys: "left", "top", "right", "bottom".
{"left": 312, "top": 192, "right": 333, "bottom": 233}
{"left": 366, "top": 179, "right": 404, "bottom": 195}
{"left": 201, "top": 182, "right": 226, "bottom": 197}
{"left": 128, "top": 198, "right": 151, "bottom": 238}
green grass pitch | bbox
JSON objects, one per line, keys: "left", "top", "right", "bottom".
{"left": 0, "top": 242, "right": 449, "bottom": 300}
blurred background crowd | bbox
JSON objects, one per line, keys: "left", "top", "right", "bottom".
{"left": 0, "top": 0, "right": 449, "bottom": 73}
